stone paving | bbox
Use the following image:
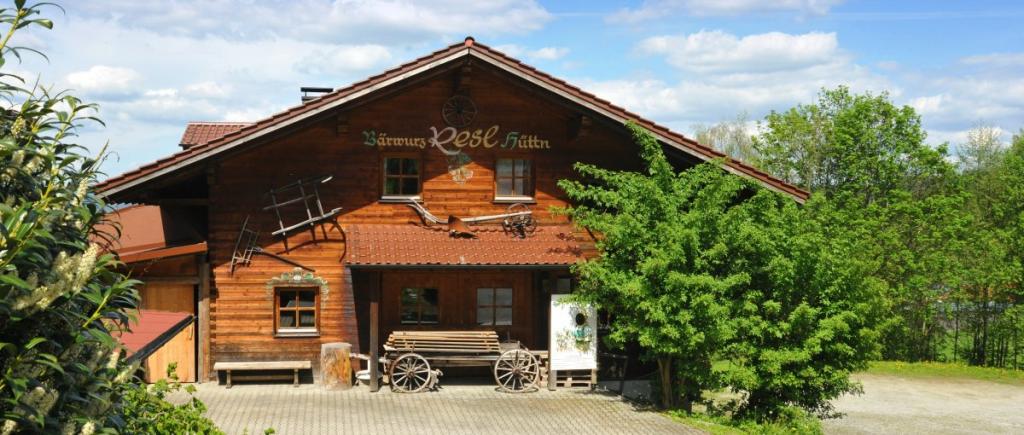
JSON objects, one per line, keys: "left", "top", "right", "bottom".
{"left": 189, "top": 381, "right": 701, "bottom": 435}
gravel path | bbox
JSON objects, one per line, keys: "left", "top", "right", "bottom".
{"left": 824, "top": 373, "right": 1024, "bottom": 434}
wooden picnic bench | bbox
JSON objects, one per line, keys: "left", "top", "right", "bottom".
{"left": 382, "top": 330, "right": 540, "bottom": 393}
{"left": 213, "top": 360, "right": 311, "bottom": 388}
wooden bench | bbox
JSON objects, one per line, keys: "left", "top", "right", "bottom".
{"left": 213, "top": 361, "right": 311, "bottom": 388}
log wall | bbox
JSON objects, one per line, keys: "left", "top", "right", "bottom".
{"left": 204, "top": 65, "right": 643, "bottom": 378}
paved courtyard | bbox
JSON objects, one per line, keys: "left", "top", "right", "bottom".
{"left": 189, "top": 381, "right": 699, "bottom": 435}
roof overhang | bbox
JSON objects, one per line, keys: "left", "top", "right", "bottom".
{"left": 98, "top": 42, "right": 807, "bottom": 203}
{"left": 98, "top": 48, "right": 473, "bottom": 200}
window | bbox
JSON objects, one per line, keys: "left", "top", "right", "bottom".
{"left": 383, "top": 157, "right": 420, "bottom": 197}
{"left": 477, "top": 288, "right": 513, "bottom": 326}
{"left": 400, "top": 288, "right": 439, "bottom": 325}
{"left": 275, "top": 288, "right": 318, "bottom": 335}
{"left": 495, "top": 159, "right": 532, "bottom": 199}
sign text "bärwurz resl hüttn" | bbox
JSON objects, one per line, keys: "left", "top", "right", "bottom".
{"left": 362, "top": 125, "right": 549, "bottom": 155}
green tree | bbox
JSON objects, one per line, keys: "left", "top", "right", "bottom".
{"left": 559, "top": 123, "right": 880, "bottom": 419}
{"left": 753, "top": 86, "right": 977, "bottom": 363}
{"left": 692, "top": 112, "right": 760, "bottom": 164}
{"left": 0, "top": 2, "right": 221, "bottom": 432}
{"left": 558, "top": 122, "right": 731, "bottom": 410}
{"left": 754, "top": 86, "right": 940, "bottom": 205}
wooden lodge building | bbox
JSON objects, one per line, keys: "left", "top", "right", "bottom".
{"left": 97, "top": 37, "right": 807, "bottom": 387}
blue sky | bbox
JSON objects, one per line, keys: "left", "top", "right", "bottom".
{"left": 13, "top": 0, "right": 1024, "bottom": 176}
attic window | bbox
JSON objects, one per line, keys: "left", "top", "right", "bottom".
{"left": 495, "top": 158, "right": 533, "bottom": 201}
{"left": 382, "top": 156, "right": 421, "bottom": 199}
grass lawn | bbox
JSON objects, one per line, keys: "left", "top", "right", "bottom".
{"left": 866, "top": 361, "right": 1024, "bottom": 385}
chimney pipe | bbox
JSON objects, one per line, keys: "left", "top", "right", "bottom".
{"left": 300, "top": 87, "right": 333, "bottom": 102}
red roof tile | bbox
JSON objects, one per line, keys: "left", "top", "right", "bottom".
{"left": 345, "top": 224, "right": 582, "bottom": 267}
{"left": 179, "top": 122, "right": 253, "bottom": 149}
{"left": 117, "top": 310, "right": 192, "bottom": 357}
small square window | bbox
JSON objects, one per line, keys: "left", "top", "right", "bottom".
{"left": 495, "top": 159, "right": 532, "bottom": 198}
{"left": 401, "top": 288, "right": 439, "bottom": 325}
{"left": 275, "top": 288, "right": 319, "bottom": 335}
{"left": 477, "top": 287, "right": 513, "bottom": 326}
{"left": 383, "top": 157, "right": 421, "bottom": 197}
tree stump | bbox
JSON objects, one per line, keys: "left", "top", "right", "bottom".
{"left": 320, "top": 342, "right": 352, "bottom": 390}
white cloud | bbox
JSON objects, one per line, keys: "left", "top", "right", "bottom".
{"left": 494, "top": 44, "right": 570, "bottom": 61}
{"left": 184, "top": 81, "right": 232, "bottom": 99}
{"left": 909, "top": 94, "right": 946, "bottom": 115}
{"left": 74, "top": 0, "right": 552, "bottom": 45}
{"left": 582, "top": 30, "right": 890, "bottom": 131}
{"left": 295, "top": 45, "right": 393, "bottom": 75}
{"left": 638, "top": 31, "right": 840, "bottom": 74}
{"left": 65, "top": 65, "right": 140, "bottom": 98}
{"left": 959, "top": 52, "right": 1024, "bottom": 67}
{"left": 610, "top": 0, "right": 844, "bottom": 22}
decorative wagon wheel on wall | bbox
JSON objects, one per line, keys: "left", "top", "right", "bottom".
{"left": 442, "top": 94, "right": 477, "bottom": 128}
{"left": 389, "top": 353, "right": 433, "bottom": 393}
{"left": 502, "top": 203, "right": 537, "bottom": 238}
{"left": 493, "top": 349, "right": 540, "bottom": 393}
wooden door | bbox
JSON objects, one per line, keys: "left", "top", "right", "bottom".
{"left": 138, "top": 283, "right": 196, "bottom": 383}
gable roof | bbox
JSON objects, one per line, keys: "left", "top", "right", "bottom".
{"left": 179, "top": 122, "right": 252, "bottom": 149}
{"left": 97, "top": 37, "right": 808, "bottom": 202}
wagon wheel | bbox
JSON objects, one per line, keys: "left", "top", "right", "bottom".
{"left": 502, "top": 203, "right": 536, "bottom": 238}
{"left": 389, "top": 353, "right": 432, "bottom": 393}
{"left": 494, "top": 349, "right": 540, "bottom": 393}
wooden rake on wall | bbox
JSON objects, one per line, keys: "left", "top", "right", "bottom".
{"left": 230, "top": 215, "right": 315, "bottom": 275}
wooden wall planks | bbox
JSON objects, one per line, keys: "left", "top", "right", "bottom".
{"left": 203, "top": 65, "right": 643, "bottom": 376}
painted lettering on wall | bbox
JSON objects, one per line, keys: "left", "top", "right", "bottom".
{"left": 361, "top": 125, "right": 551, "bottom": 153}
{"left": 361, "top": 125, "right": 550, "bottom": 185}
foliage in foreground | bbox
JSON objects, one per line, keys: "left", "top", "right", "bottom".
{"left": 751, "top": 87, "right": 1024, "bottom": 368}
{"left": 0, "top": 1, "right": 222, "bottom": 432}
{"left": 119, "top": 364, "right": 223, "bottom": 435}
{"left": 558, "top": 122, "right": 880, "bottom": 419}
{"left": 669, "top": 406, "right": 823, "bottom": 435}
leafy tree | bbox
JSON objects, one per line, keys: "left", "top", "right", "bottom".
{"left": 558, "top": 122, "right": 731, "bottom": 410}
{"left": 752, "top": 86, "right": 981, "bottom": 363}
{"left": 754, "top": 86, "right": 939, "bottom": 205}
{"left": 692, "top": 112, "right": 760, "bottom": 164}
{"left": 0, "top": 2, "right": 222, "bottom": 432}
{"left": 558, "top": 122, "right": 880, "bottom": 419}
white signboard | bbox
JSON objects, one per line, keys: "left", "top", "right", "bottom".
{"left": 549, "top": 294, "right": 597, "bottom": 371}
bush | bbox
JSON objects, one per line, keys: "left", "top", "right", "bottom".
{"left": 0, "top": 2, "right": 222, "bottom": 433}
{"left": 119, "top": 364, "right": 223, "bottom": 435}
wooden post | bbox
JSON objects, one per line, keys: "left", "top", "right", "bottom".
{"left": 547, "top": 355, "right": 556, "bottom": 391}
{"left": 369, "top": 272, "right": 381, "bottom": 392}
{"left": 197, "top": 256, "right": 212, "bottom": 382}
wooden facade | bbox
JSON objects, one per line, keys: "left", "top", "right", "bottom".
{"left": 99, "top": 38, "right": 805, "bottom": 385}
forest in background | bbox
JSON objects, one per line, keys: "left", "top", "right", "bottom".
{"left": 695, "top": 87, "right": 1024, "bottom": 369}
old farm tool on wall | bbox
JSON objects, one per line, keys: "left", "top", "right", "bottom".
{"left": 447, "top": 215, "right": 477, "bottom": 238}
{"left": 230, "top": 215, "right": 315, "bottom": 276}
{"left": 501, "top": 203, "right": 537, "bottom": 238}
{"left": 405, "top": 199, "right": 534, "bottom": 238}
{"left": 263, "top": 175, "right": 342, "bottom": 252}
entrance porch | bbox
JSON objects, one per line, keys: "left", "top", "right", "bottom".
{"left": 344, "top": 222, "right": 584, "bottom": 391}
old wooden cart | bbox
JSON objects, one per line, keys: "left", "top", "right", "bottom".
{"left": 383, "top": 330, "right": 541, "bottom": 393}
